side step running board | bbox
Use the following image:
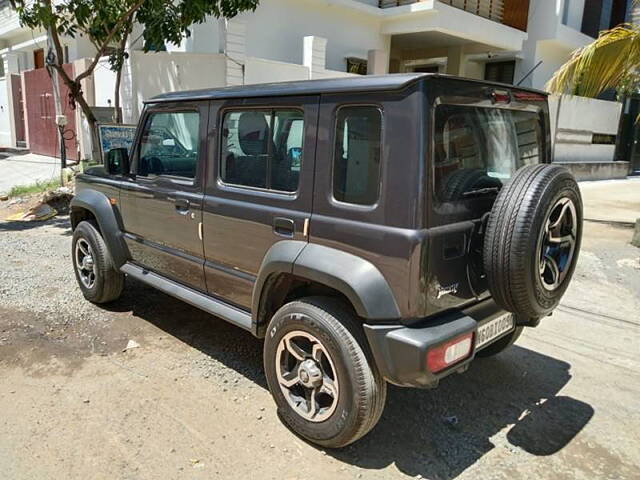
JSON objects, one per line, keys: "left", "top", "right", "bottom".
{"left": 121, "top": 263, "right": 253, "bottom": 332}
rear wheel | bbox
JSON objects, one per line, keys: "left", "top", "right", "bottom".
{"left": 263, "top": 297, "right": 386, "bottom": 448}
{"left": 72, "top": 220, "right": 124, "bottom": 304}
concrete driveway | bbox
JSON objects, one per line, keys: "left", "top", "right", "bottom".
{"left": 0, "top": 152, "right": 61, "bottom": 195}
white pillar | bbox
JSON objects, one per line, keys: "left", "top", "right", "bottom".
{"left": 225, "top": 19, "right": 246, "bottom": 86}
{"left": 4, "top": 52, "right": 20, "bottom": 147}
{"left": 303, "top": 36, "right": 327, "bottom": 79}
{"left": 367, "top": 49, "right": 389, "bottom": 75}
{"left": 73, "top": 58, "right": 95, "bottom": 161}
{"left": 446, "top": 46, "right": 465, "bottom": 76}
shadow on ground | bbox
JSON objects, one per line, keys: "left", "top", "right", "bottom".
{"left": 0, "top": 216, "right": 72, "bottom": 234}
{"left": 106, "top": 277, "right": 594, "bottom": 480}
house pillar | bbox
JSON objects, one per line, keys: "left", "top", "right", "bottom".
{"left": 4, "top": 52, "right": 20, "bottom": 148}
{"left": 367, "top": 49, "right": 389, "bottom": 75}
{"left": 73, "top": 58, "right": 95, "bottom": 161}
{"left": 303, "top": 36, "right": 327, "bottom": 79}
{"left": 446, "top": 46, "right": 466, "bottom": 76}
{"left": 225, "top": 19, "right": 246, "bottom": 86}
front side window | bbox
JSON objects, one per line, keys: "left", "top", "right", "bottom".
{"left": 333, "top": 106, "right": 382, "bottom": 206}
{"left": 434, "top": 105, "right": 542, "bottom": 204}
{"left": 138, "top": 111, "right": 200, "bottom": 179}
{"left": 220, "top": 109, "right": 303, "bottom": 193}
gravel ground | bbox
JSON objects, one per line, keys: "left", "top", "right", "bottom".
{"left": 0, "top": 183, "right": 639, "bottom": 480}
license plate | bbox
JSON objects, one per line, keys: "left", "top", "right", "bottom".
{"left": 476, "top": 313, "right": 514, "bottom": 349}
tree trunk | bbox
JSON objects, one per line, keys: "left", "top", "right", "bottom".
{"left": 114, "top": 68, "right": 123, "bottom": 124}
{"left": 114, "top": 18, "right": 133, "bottom": 124}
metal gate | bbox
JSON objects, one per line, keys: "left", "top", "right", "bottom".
{"left": 22, "top": 64, "right": 78, "bottom": 160}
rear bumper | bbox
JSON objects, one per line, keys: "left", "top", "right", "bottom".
{"left": 363, "top": 298, "right": 515, "bottom": 388}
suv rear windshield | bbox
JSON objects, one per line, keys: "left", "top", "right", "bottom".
{"left": 434, "top": 105, "right": 543, "bottom": 205}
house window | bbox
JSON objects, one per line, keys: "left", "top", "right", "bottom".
{"left": 333, "top": 106, "right": 382, "bottom": 206}
{"left": 413, "top": 65, "right": 439, "bottom": 73}
{"left": 484, "top": 60, "right": 516, "bottom": 85}
{"left": 220, "top": 109, "right": 304, "bottom": 193}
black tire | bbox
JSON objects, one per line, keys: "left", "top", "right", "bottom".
{"left": 263, "top": 297, "right": 386, "bottom": 448}
{"left": 483, "top": 165, "right": 583, "bottom": 320}
{"left": 476, "top": 326, "right": 523, "bottom": 357}
{"left": 72, "top": 220, "right": 124, "bottom": 304}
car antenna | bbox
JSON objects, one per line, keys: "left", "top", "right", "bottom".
{"left": 516, "top": 60, "right": 543, "bottom": 87}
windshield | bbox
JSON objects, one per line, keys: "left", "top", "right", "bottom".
{"left": 434, "top": 105, "right": 543, "bottom": 207}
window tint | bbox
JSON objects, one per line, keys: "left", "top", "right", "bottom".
{"left": 434, "top": 105, "right": 542, "bottom": 204}
{"left": 220, "top": 109, "right": 303, "bottom": 192}
{"left": 333, "top": 106, "right": 382, "bottom": 206}
{"left": 138, "top": 111, "right": 200, "bottom": 179}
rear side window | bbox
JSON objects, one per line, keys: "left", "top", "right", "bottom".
{"left": 138, "top": 111, "right": 200, "bottom": 179}
{"left": 220, "top": 109, "right": 303, "bottom": 193}
{"left": 333, "top": 106, "right": 382, "bottom": 206}
{"left": 434, "top": 105, "right": 542, "bottom": 204}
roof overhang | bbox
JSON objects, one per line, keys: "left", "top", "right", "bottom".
{"left": 319, "top": 0, "right": 527, "bottom": 52}
{"left": 380, "top": 1, "right": 527, "bottom": 51}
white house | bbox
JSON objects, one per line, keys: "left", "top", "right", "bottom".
{"left": 0, "top": 0, "right": 636, "bottom": 178}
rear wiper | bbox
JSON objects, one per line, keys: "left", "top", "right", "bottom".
{"left": 462, "top": 187, "right": 501, "bottom": 197}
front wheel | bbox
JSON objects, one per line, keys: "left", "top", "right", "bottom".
{"left": 72, "top": 220, "right": 124, "bottom": 304}
{"left": 263, "top": 297, "right": 386, "bottom": 448}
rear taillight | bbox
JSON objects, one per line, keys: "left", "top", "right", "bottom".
{"left": 491, "top": 89, "right": 511, "bottom": 104}
{"left": 426, "top": 333, "right": 474, "bottom": 373}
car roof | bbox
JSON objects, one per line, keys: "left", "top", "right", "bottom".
{"left": 146, "top": 73, "right": 548, "bottom": 104}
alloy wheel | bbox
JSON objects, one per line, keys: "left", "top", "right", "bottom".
{"left": 275, "top": 330, "right": 339, "bottom": 422}
{"left": 538, "top": 197, "right": 577, "bottom": 291}
{"left": 75, "top": 238, "right": 97, "bottom": 289}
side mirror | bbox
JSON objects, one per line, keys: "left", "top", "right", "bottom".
{"left": 105, "top": 148, "right": 130, "bottom": 175}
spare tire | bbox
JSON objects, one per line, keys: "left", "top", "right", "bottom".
{"left": 440, "top": 168, "right": 502, "bottom": 202}
{"left": 483, "top": 164, "right": 583, "bottom": 321}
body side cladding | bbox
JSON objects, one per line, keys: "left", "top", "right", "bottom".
{"left": 252, "top": 242, "right": 402, "bottom": 336}
{"left": 70, "top": 189, "right": 130, "bottom": 268}
{"left": 251, "top": 240, "right": 308, "bottom": 334}
{"left": 293, "top": 244, "right": 401, "bottom": 320}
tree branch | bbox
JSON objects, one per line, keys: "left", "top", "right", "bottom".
{"left": 75, "top": 0, "right": 146, "bottom": 84}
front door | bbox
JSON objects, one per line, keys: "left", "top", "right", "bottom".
{"left": 120, "top": 101, "right": 208, "bottom": 291}
{"left": 201, "top": 96, "right": 319, "bottom": 309}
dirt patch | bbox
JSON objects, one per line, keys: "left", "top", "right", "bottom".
{"left": 0, "top": 306, "right": 124, "bottom": 377}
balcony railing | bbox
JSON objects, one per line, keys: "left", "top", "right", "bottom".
{"left": 0, "top": 0, "right": 21, "bottom": 36}
{"left": 378, "top": 0, "right": 529, "bottom": 32}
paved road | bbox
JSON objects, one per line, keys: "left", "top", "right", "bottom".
{"left": 0, "top": 152, "right": 61, "bottom": 195}
{"left": 0, "top": 180, "right": 638, "bottom": 479}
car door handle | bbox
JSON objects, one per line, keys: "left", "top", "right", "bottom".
{"left": 175, "top": 199, "right": 190, "bottom": 214}
{"left": 273, "top": 217, "right": 295, "bottom": 237}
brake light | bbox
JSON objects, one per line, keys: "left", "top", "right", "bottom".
{"left": 491, "top": 90, "right": 511, "bottom": 104}
{"left": 427, "top": 333, "right": 474, "bottom": 373}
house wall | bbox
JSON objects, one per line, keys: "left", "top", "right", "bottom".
{"left": 238, "top": 0, "right": 386, "bottom": 72}
{"left": 244, "top": 57, "right": 310, "bottom": 84}
{"left": 550, "top": 94, "right": 623, "bottom": 163}
{"left": 122, "top": 50, "right": 227, "bottom": 123}
{"left": 563, "top": 0, "right": 586, "bottom": 29}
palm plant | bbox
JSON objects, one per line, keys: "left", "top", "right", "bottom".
{"left": 546, "top": 23, "right": 640, "bottom": 98}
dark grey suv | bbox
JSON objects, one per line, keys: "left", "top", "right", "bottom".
{"left": 70, "top": 74, "right": 582, "bottom": 447}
